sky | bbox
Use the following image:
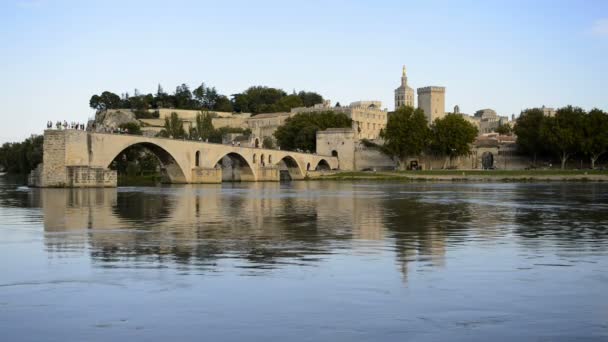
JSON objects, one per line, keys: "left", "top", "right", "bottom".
{"left": 0, "top": 0, "right": 607, "bottom": 142}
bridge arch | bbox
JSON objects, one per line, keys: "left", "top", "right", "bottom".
{"left": 315, "top": 159, "right": 331, "bottom": 171}
{"left": 277, "top": 155, "right": 304, "bottom": 181}
{"left": 214, "top": 152, "right": 256, "bottom": 182}
{"left": 105, "top": 141, "right": 188, "bottom": 183}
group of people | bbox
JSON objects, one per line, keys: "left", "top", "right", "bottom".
{"left": 46, "top": 121, "right": 86, "bottom": 130}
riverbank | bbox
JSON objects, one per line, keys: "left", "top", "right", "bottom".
{"left": 308, "top": 170, "right": 608, "bottom": 182}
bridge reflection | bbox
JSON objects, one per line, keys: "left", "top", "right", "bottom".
{"left": 33, "top": 183, "right": 467, "bottom": 282}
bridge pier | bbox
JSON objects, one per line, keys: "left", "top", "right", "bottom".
{"left": 191, "top": 167, "right": 222, "bottom": 183}
{"left": 29, "top": 130, "right": 116, "bottom": 187}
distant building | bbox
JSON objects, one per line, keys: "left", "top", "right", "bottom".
{"left": 417, "top": 86, "right": 446, "bottom": 123}
{"left": 394, "top": 66, "right": 415, "bottom": 109}
{"left": 540, "top": 105, "right": 556, "bottom": 117}
{"left": 474, "top": 108, "right": 510, "bottom": 134}
{"left": 292, "top": 100, "right": 387, "bottom": 140}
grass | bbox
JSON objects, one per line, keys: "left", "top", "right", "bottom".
{"left": 313, "top": 169, "right": 608, "bottom": 182}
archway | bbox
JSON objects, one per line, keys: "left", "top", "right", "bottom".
{"left": 277, "top": 155, "right": 303, "bottom": 181}
{"left": 195, "top": 151, "right": 200, "bottom": 167}
{"left": 107, "top": 142, "right": 188, "bottom": 184}
{"left": 481, "top": 152, "right": 494, "bottom": 170}
{"left": 315, "top": 159, "right": 331, "bottom": 171}
{"left": 331, "top": 150, "right": 338, "bottom": 157}
{"left": 214, "top": 152, "right": 256, "bottom": 182}
{"left": 254, "top": 138, "right": 260, "bottom": 148}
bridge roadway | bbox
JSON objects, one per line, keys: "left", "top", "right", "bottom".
{"left": 30, "top": 129, "right": 339, "bottom": 187}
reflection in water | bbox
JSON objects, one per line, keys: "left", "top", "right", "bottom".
{"left": 2, "top": 179, "right": 608, "bottom": 340}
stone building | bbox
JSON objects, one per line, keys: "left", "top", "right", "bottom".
{"left": 394, "top": 65, "right": 415, "bottom": 109}
{"left": 292, "top": 101, "right": 388, "bottom": 141}
{"left": 246, "top": 112, "right": 292, "bottom": 147}
{"left": 474, "top": 109, "right": 510, "bottom": 134}
{"left": 417, "top": 86, "right": 446, "bottom": 124}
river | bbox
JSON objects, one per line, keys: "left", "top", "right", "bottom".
{"left": 0, "top": 177, "right": 607, "bottom": 341}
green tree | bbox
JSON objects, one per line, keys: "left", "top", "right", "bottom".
{"left": 191, "top": 111, "right": 215, "bottom": 141}
{"left": 0, "top": 135, "right": 44, "bottom": 174}
{"left": 297, "top": 91, "right": 324, "bottom": 107}
{"left": 540, "top": 106, "right": 585, "bottom": 169}
{"left": 119, "top": 122, "right": 142, "bottom": 135}
{"left": 581, "top": 108, "right": 608, "bottom": 169}
{"left": 513, "top": 108, "right": 545, "bottom": 166}
{"left": 89, "top": 91, "right": 122, "bottom": 111}
{"left": 158, "top": 112, "right": 186, "bottom": 139}
{"left": 381, "top": 106, "right": 430, "bottom": 168}
{"left": 262, "top": 137, "right": 275, "bottom": 149}
{"left": 495, "top": 123, "right": 513, "bottom": 135}
{"left": 430, "top": 114, "right": 478, "bottom": 169}
{"left": 274, "top": 111, "right": 352, "bottom": 151}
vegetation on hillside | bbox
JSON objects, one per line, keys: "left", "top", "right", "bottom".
{"left": 274, "top": 111, "right": 352, "bottom": 152}
{"left": 89, "top": 83, "right": 324, "bottom": 116}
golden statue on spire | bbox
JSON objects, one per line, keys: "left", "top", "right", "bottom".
{"left": 402, "top": 65, "right": 406, "bottom": 76}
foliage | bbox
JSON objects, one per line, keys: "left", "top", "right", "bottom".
{"left": 262, "top": 137, "right": 275, "bottom": 149}
{"left": 274, "top": 111, "right": 351, "bottom": 152}
{"left": 540, "top": 106, "right": 585, "bottom": 169}
{"left": 89, "top": 91, "right": 122, "bottom": 111}
{"left": 0, "top": 135, "right": 44, "bottom": 174}
{"left": 90, "top": 83, "right": 322, "bottom": 115}
{"left": 119, "top": 122, "right": 142, "bottom": 135}
{"left": 513, "top": 108, "right": 545, "bottom": 164}
{"left": 231, "top": 86, "right": 323, "bottom": 114}
{"left": 190, "top": 111, "right": 215, "bottom": 141}
{"left": 381, "top": 106, "right": 430, "bottom": 166}
{"left": 110, "top": 145, "right": 160, "bottom": 177}
{"left": 158, "top": 112, "right": 186, "bottom": 139}
{"left": 581, "top": 108, "right": 608, "bottom": 169}
{"left": 430, "top": 114, "right": 478, "bottom": 161}
{"left": 495, "top": 123, "right": 513, "bottom": 135}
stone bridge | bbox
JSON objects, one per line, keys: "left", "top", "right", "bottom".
{"left": 29, "top": 129, "right": 339, "bottom": 187}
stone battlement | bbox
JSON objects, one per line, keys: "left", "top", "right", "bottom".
{"left": 417, "top": 86, "right": 446, "bottom": 93}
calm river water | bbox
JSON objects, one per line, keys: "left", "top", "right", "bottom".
{"left": 0, "top": 177, "right": 607, "bottom": 341}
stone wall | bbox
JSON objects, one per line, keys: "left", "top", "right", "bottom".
{"left": 316, "top": 128, "right": 356, "bottom": 170}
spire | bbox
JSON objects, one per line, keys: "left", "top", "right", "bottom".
{"left": 402, "top": 65, "right": 406, "bottom": 76}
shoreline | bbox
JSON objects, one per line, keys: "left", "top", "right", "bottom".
{"left": 307, "top": 170, "right": 608, "bottom": 182}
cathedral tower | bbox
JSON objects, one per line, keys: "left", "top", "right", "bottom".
{"left": 394, "top": 66, "right": 415, "bottom": 109}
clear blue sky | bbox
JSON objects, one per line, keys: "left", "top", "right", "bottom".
{"left": 1, "top": 0, "right": 607, "bottom": 142}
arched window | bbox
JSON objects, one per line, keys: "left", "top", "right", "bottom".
{"left": 268, "top": 155, "right": 272, "bottom": 164}
{"left": 307, "top": 163, "right": 310, "bottom": 171}
{"left": 195, "top": 151, "right": 200, "bottom": 167}
{"left": 331, "top": 150, "right": 338, "bottom": 157}
{"left": 261, "top": 154, "right": 265, "bottom": 165}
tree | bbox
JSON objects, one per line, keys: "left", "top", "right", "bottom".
{"left": 274, "top": 111, "right": 351, "bottom": 151}
{"left": 174, "top": 84, "right": 194, "bottom": 109}
{"left": 159, "top": 112, "right": 186, "bottom": 139}
{"left": 0, "top": 135, "right": 43, "bottom": 174}
{"left": 513, "top": 108, "right": 545, "bottom": 166}
{"left": 262, "top": 137, "right": 275, "bottom": 149}
{"left": 381, "top": 106, "right": 429, "bottom": 168}
{"left": 119, "top": 122, "right": 142, "bottom": 135}
{"left": 89, "top": 91, "right": 121, "bottom": 111}
{"left": 297, "top": 91, "right": 324, "bottom": 107}
{"left": 540, "top": 106, "right": 585, "bottom": 169}
{"left": 495, "top": 123, "right": 513, "bottom": 135}
{"left": 191, "top": 111, "right": 214, "bottom": 141}
{"left": 581, "top": 108, "right": 608, "bottom": 169}
{"left": 430, "top": 114, "right": 478, "bottom": 169}
{"left": 213, "top": 95, "right": 233, "bottom": 112}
